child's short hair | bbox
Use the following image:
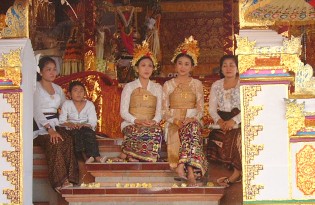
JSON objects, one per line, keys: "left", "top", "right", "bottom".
{"left": 69, "top": 81, "right": 85, "bottom": 92}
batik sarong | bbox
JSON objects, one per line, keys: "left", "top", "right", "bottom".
{"left": 207, "top": 108, "right": 242, "bottom": 170}
{"left": 178, "top": 121, "right": 208, "bottom": 175}
{"left": 34, "top": 126, "right": 79, "bottom": 188}
{"left": 122, "top": 124, "right": 163, "bottom": 162}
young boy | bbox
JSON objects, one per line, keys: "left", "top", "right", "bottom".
{"left": 59, "top": 81, "right": 107, "bottom": 163}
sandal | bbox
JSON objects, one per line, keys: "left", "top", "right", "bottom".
{"left": 85, "top": 156, "right": 95, "bottom": 163}
{"left": 216, "top": 177, "right": 231, "bottom": 187}
{"left": 217, "top": 176, "right": 242, "bottom": 187}
{"left": 99, "top": 156, "right": 108, "bottom": 163}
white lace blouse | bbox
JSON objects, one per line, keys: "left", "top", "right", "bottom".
{"left": 33, "top": 82, "right": 66, "bottom": 138}
{"left": 59, "top": 100, "right": 97, "bottom": 130}
{"left": 208, "top": 78, "right": 241, "bottom": 124}
{"left": 120, "top": 79, "right": 163, "bottom": 130}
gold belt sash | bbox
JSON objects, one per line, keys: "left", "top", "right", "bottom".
{"left": 169, "top": 84, "right": 196, "bottom": 109}
{"left": 129, "top": 87, "right": 157, "bottom": 120}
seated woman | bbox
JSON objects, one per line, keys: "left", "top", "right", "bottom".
{"left": 114, "top": 41, "right": 163, "bottom": 162}
{"left": 33, "top": 56, "right": 79, "bottom": 193}
{"left": 59, "top": 81, "right": 107, "bottom": 163}
{"left": 208, "top": 54, "right": 242, "bottom": 187}
{"left": 162, "top": 36, "right": 208, "bottom": 187}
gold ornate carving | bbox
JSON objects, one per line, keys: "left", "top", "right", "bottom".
{"left": 296, "top": 145, "right": 315, "bottom": 195}
{"left": 0, "top": 0, "right": 29, "bottom": 38}
{"left": 236, "top": 35, "right": 303, "bottom": 75}
{"left": 3, "top": 133, "right": 19, "bottom": 150}
{"left": 0, "top": 48, "right": 22, "bottom": 88}
{"left": 2, "top": 92, "right": 22, "bottom": 204}
{"left": 280, "top": 54, "right": 301, "bottom": 74}
{"left": 241, "top": 85, "right": 264, "bottom": 200}
{"left": 284, "top": 99, "right": 305, "bottom": 136}
{"left": 84, "top": 50, "right": 96, "bottom": 71}
{"left": 237, "top": 55, "right": 256, "bottom": 74}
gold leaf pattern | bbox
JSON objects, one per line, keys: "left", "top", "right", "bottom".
{"left": 296, "top": 145, "right": 315, "bottom": 195}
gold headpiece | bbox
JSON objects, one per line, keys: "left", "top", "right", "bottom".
{"left": 171, "top": 36, "right": 200, "bottom": 66}
{"left": 131, "top": 40, "right": 158, "bottom": 69}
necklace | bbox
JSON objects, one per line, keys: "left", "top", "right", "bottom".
{"left": 117, "top": 6, "right": 135, "bottom": 28}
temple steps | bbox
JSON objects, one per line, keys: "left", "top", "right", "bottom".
{"left": 33, "top": 138, "right": 224, "bottom": 205}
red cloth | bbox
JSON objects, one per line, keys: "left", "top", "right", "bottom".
{"left": 307, "top": 0, "right": 315, "bottom": 7}
{"left": 120, "top": 29, "right": 134, "bottom": 55}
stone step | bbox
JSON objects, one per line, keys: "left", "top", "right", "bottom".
{"left": 61, "top": 186, "right": 224, "bottom": 205}
{"left": 86, "top": 162, "right": 176, "bottom": 183}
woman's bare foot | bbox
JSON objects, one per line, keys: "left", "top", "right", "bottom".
{"left": 187, "top": 166, "right": 197, "bottom": 187}
{"left": 175, "top": 163, "right": 187, "bottom": 180}
{"left": 111, "top": 153, "right": 127, "bottom": 162}
{"left": 228, "top": 168, "right": 242, "bottom": 183}
{"left": 95, "top": 156, "right": 107, "bottom": 163}
{"left": 127, "top": 157, "right": 139, "bottom": 162}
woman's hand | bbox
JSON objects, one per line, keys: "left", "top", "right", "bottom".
{"left": 48, "top": 128, "right": 64, "bottom": 144}
{"left": 135, "top": 119, "right": 156, "bottom": 127}
{"left": 223, "top": 119, "right": 236, "bottom": 131}
{"left": 217, "top": 119, "right": 225, "bottom": 130}
{"left": 62, "top": 122, "right": 77, "bottom": 130}
{"left": 143, "top": 120, "right": 156, "bottom": 126}
{"left": 173, "top": 118, "right": 183, "bottom": 128}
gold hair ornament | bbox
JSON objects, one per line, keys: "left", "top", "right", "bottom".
{"left": 131, "top": 40, "right": 158, "bottom": 70}
{"left": 171, "top": 36, "right": 200, "bottom": 66}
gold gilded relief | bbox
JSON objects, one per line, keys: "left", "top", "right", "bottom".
{"left": 238, "top": 55, "right": 256, "bottom": 74}
{"left": 84, "top": 50, "right": 96, "bottom": 71}
{"left": 284, "top": 99, "right": 305, "bottom": 136}
{"left": 236, "top": 35, "right": 303, "bottom": 75}
{"left": 296, "top": 145, "right": 315, "bottom": 195}
{"left": 0, "top": 48, "right": 22, "bottom": 89}
{"left": 3, "top": 133, "right": 19, "bottom": 151}
{"left": 242, "top": 85, "right": 264, "bottom": 200}
{"left": 0, "top": 0, "right": 29, "bottom": 38}
{"left": 2, "top": 92, "right": 22, "bottom": 204}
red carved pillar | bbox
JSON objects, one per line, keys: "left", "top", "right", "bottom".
{"left": 84, "top": 0, "right": 96, "bottom": 71}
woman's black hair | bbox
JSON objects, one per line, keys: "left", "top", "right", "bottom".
{"left": 36, "top": 56, "right": 56, "bottom": 81}
{"left": 135, "top": 56, "right": 154, "bottom": 67}
{"left": 68, "top": 80, "right": 85, "bottom": 93}
{"left": 173, "top": 53, "right": 195, "bottom": 66}
{"left": 219, "top": 55, "right": 238, "bottom": 79}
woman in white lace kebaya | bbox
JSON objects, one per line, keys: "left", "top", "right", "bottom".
{"left": 33, "top": 56, "right": 79, "bottom": 193}
{"left": 208, "top": 55, "right": 241, "bottom": 187}
{"left": 162, "top": 36, "right": 208, "bottom": 187}
{"left": 115, "top": 41, "right": 163, "bottom": 162}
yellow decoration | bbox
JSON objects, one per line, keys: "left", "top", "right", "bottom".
{"left": 171, "top": 36, "right": 200, "bottom": 66}
{"left": 284, "top": 99, "right": 305, "bottom": 136}
{"left": 235, "top": 35, "right": 303, "bottom": 75}
{"left": 131, "top": 40, "right": 158, "bottom": 69}
{"left": 241, "top": 85, "right": 264, "bottom": 200}
{"left": 296, "top": 145, "right": 315, "bottom": 195}
{"left": 2, "top": 92, "right": 23, "bottom": 204}
{"left": 0, "top": 48, "right": 22, "bottom": 89}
